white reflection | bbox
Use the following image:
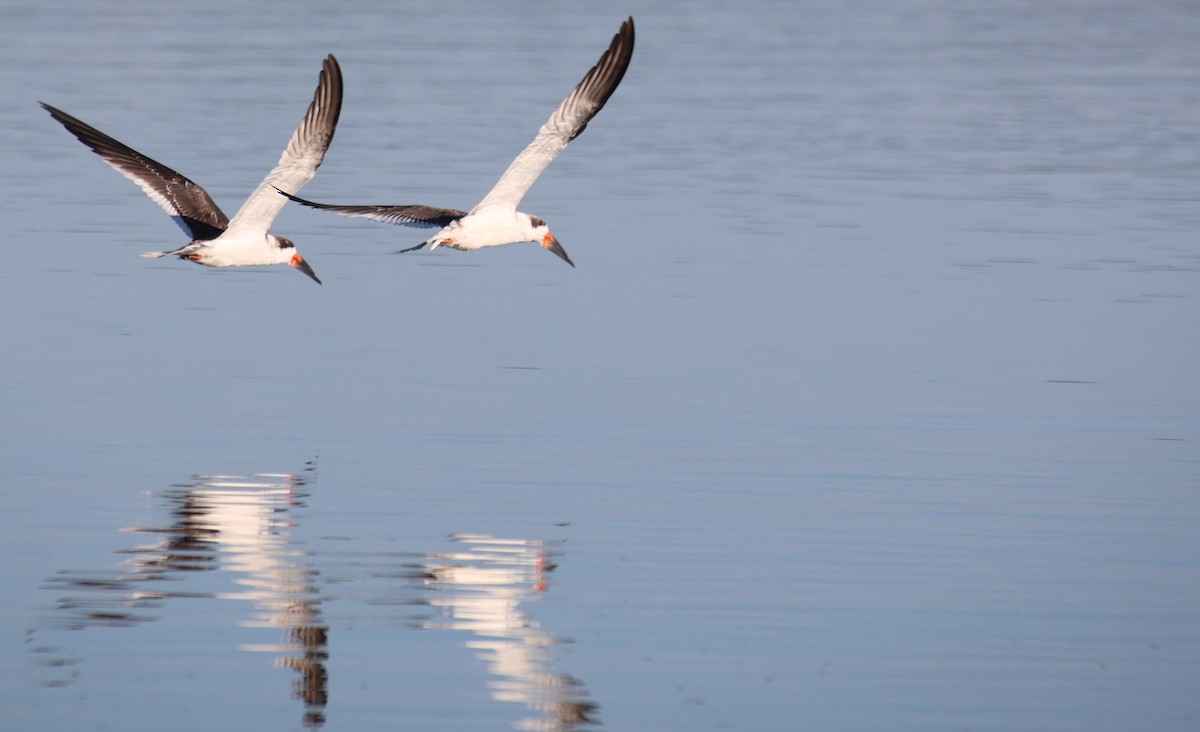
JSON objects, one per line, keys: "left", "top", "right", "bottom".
{"left": 417, "top": 533, "right": 600, "bottom": 731}
{"left": 167, "top": 472, "right": 329, "bottom": 728}
{"left": 32, "top": 465, "right": 327, "bottom": 728}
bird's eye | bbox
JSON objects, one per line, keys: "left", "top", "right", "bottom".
{"left": 276, "top": 238, "right": 296, "bottom": 250}
{"left": 531, "top": 217, "right": 546, "bottom": 227}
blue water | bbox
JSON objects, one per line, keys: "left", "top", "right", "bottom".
{"left": 2, "top": 1, "right": 1198, "bottom": 730}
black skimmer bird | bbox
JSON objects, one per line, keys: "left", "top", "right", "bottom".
{"left": 41, "top": 55, "right": 342, "bottom": 285}
{"left": 277, "top": 18, "right": 635, "bottom": 268}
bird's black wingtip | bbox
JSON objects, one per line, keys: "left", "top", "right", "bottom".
{"left": 274, "top": 186, "right": 309, "bottom": 206}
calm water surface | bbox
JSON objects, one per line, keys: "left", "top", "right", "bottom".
{"left": 2, "top": 1, "right": 1198, "bottom": 730}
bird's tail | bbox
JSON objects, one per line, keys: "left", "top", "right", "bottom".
{"left": 141, "top": 251, "right": 170, "bottom": 259}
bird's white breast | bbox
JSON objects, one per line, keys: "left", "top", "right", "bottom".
{"left": 436, "top": 209, "right": 533, "bottom": 250}
{"left": 197, "top": 232, "right": 293, "bottom": 267}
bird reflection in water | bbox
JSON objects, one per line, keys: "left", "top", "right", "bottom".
{"left": 412, "top": 533, "right": 601, "bottom": 731}
{"left": 31, "top": 465, "right": 329, "bottom": 728}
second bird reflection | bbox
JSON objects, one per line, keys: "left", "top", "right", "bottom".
{"left": 408, "top": 533, "right": 601, "bottom": 731}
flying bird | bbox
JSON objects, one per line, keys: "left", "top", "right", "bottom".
{"left": 277, "top": 17, "right": 635, "bottom": 267}
{"left": 41, "top": 54, "right": 343, "bottom": 285}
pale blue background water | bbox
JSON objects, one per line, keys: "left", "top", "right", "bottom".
{"left": 2, "top": 1, "right": 1198, "bottom": 730}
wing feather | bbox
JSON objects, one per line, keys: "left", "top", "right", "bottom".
{"left": 470, "top": 17, "right": 635, "bottom": 214}
{"left": 40, "top": 101, "right": 229, "bottom": 240}
{"left": 225, "top": 55, "right": 343, "bottom": 235}
{"left": 275, "top": 187, "right": 467, "bottom": 229}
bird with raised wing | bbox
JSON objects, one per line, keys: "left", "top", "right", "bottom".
{"left": 278, "top": 18, "right": 634, "bottom": 268}
{"left": 41, "top": 54, "right": 342, "bottom": 285}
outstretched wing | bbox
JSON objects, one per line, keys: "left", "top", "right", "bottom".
{"left": 40, "top": 102, "right": 229, "bottom": 240}
{"left": 225, "top": 54, "right": 343, "bottom": 235}
{"left": 469, "top": 17, "right": 635, "bottom": 215}
{"left": 275, "top": 187, "right": 467, "bottom": 229}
